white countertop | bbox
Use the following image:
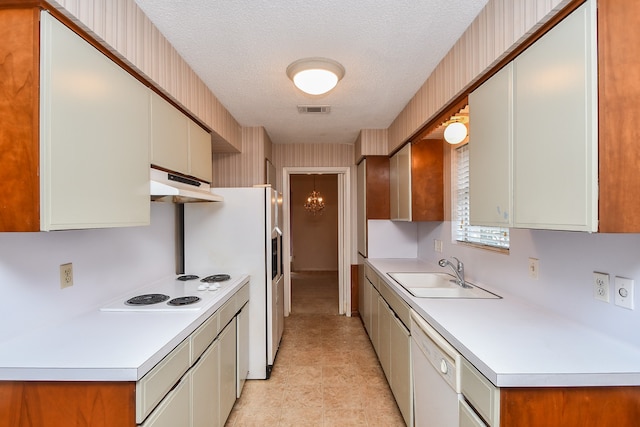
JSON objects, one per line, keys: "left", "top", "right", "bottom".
{"left": 0, "top": 274, "right": 249, "bottom": 381}
{"left": 367, "top": 258, "right": 640, "bottom": 387}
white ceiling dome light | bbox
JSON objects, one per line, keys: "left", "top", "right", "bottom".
{"left": 444, "top": 121, "right": 468, "bottom": 144}
{"left": 286, "top": 58, "right": 345, "bottom": 95}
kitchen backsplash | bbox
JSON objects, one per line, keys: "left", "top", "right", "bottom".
{"left": 0, "top": 203, "right": 176, "bottom": 342}
{"left": 415, "top": 221, "right": 640, "bottom": 348}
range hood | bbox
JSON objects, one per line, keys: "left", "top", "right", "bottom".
{"left": 150, "top": 168, "right": 223, "bottom": 203}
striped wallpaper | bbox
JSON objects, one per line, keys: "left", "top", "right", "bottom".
{"left": 212, "top": 127, "right": 273, "bottom": 187}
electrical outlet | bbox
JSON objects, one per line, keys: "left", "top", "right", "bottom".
{"left": 593, "top": 272, "right": 610, "bottom": 303}
{"left": 614, "top": 276, "right": 634, "bottom": 310}
{"left": 60, "top": 263, "right": 73, "bottom": 289}
{"left": 528, "top": 258, "right": 539, "bottom": 280}
{"left": 434, "top": 239, "right": 443, "bottom": 253}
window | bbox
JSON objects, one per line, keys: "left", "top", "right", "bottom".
{"left": 454, "top": 144, "right": 509, "bottom": 249}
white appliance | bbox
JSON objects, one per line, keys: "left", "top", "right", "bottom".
{"left": 410, "top": 309, "right": 462, "bottom": 427}
{"left": 184, "top": 186, "right": 284, "bottom": 379}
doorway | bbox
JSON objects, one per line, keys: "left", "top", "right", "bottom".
{"left": 282, "top": 167, "right": 351, "bottom": 317}
{"left": 289, "top": 174, "right": 339, "bottom": 314}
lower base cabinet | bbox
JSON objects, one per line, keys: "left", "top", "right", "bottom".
{"left": 191, "top": 337, "right": 220, "bottom": 427}
{"left": 141, "top": 376, "right": 191, "bottom": 427}
{"left": 363, "top": 266, "right": 413, "bottom": 427}
{"left": 219, "top": 317, "right": 237, "bottom": 425}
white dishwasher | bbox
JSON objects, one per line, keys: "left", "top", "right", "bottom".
{"left": 410, "top": 309, "right": 462, "bottom": 427}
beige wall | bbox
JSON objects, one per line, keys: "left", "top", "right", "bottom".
{"left": 290, "top": 174, "right": 339, "bottom": 271}
{"left": 212, "top": 127, "right": 273, "bottom": 187}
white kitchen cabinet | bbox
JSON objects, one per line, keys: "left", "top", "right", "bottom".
{"left": 390, "top": 313, "right": 412, "bottom": 427}
{"left": 40, "top": 12, "right": 150, "bottom": 230}
{"left": 188, "top": 120, "right": 213, "bottom": 183}
{"left": 237, "top": 303, "right": 249, "bottom": 398}
{"left": 513, "top": 1, "right": 597, "bottom": 231}
{"left": 150, "top": 91, "right": 189, "bottom": 175}
{"left": 390, "top": 144, "right": 412, "bottom": 221}
{"left": 468, "top": 1, "right": 596, "bottom": 232}
{"left": 150, "top": 91, "right": 213, "bottom": 183}
{"left": 140, "top": 375, "right": 191, "bottom": 427}
{"left": 378, "top": 296, "right": 392, "bottom": 380}
{"left": 365, "top": 265, "right": 413, "bottom": 427}
{"left": 361, "top": 270, "right": 372, "bottom": 334}
{"left": 219, "top": 317, "right": 237, "bottom": 425}
{"left": 191, "top": 340, "right": 220, "bottom": 427}
{"left": 469, "top": 63, "right": 513, "bottom": 227}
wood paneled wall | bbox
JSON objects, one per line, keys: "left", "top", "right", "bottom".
{"left": 388, "top": 0, "right": 572, "bottom": 152}
{"left": 49, "top": 0, "right": 242, "bottom": 152}
{"left": 212, "top": 126, "right": 272, "bottom": 187}
{"left": 272, "top": 143, "right": 354, "bottom": 192}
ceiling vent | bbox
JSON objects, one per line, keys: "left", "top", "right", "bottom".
{"left": 297, "top": 105, "right": 331, "bottom": 114}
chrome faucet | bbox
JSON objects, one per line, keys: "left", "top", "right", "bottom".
{"left": 438, "top": 257, "right": 471, "bottom": 288}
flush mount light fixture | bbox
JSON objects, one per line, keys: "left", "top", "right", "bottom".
{"left": 286, "top": 58, "right": 345, "bottom": 95}
{"left": 444, "top": 121, "right": 468, "bottom": 144}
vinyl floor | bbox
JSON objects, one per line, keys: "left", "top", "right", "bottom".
{"left": 224, "top": 271, "right": 405, "bottom": 426}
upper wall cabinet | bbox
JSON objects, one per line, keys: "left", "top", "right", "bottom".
{"left": 469, "top": 1, "right": 597, "bottom": 232}
{"left": 0, "top": 9, "right": 151, "bottom": 231}
{"left": 469, "top": 64, "right": 513, "bottom": 227}
{"left": 151, "top": 92, "right": 213, "bottom": 183}
{"left": 390, "top": 141, "right": 443, "bottom": 222}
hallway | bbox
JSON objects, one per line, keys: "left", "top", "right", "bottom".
{"left": 225, "top": 271, "right": 406, "bottom": 426}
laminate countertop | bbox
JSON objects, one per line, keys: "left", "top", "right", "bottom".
{"left": 0, "top": 274, "right": 249, "bottom": 382}
{"left": 367, "top": 258, "right": 640, "bottom": 387}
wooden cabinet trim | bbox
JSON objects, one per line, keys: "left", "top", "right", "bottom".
{"left": 0, "top": 381, "right": 136, "bottom": 427}
{"left": 501, "top": 386, "right": 640, "bottom": 427}
{"left": 411, "top": 139, "right": 444, "bottom": 221}
{"left": 365, "top": 156, "right": 390, "bottom": 220}
{"left": 0, "top": 8, "right": 40, "bottom": 231}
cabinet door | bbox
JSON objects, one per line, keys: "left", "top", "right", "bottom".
{"left": 513, "top": 2, "right": 597, "bottom": 231}
{"left": 370, "top": 283, "right": 380, "bottom": 353}
{"left": 390, "top": 314, "right": 412, "bottom": 427}
{"left": 237, "top": 305, "right": 249, "bottom": 398}
{"left": 469, "top": 63, "right": 513, "bottom": 227}
{"left": 377, "top": 296, "right": 392, "bottom": 380}
{"left": 40, "top": 12, "right": 150, "bottom": 230}
{"left": 219, "top": 317, "right": 237, "bottom": 425}
{"left": 192, "top": 340, "right": 220, "bottom": 427}
{"left": 188, "top": 120, "right": 212, "bottom": 182}
{"left": 150, "top": 91, "right": 189, "bottom": 174}
{"left": 362, "top": 274, "right": 371, "bottom": 334}
{"left": 141, "top": 375, "right": 191, "bottom": 427}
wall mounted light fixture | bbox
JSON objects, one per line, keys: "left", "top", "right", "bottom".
{"left": 287, "top": 58, "right": 345, "bottom": 95}
{"left": 444, "top": 121, "right": 468, "bottom": 144}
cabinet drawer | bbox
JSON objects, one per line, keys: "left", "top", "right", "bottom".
{"left": 459, "top": 397, "right": 488, "bottom": 427}
{"left": 236, "top": 283, "right": 250, "bottom": 308}
{"left": 461, "top": 359, "right": 500, "bottom": 426}
{"left": 140, "top": 373, "right": 191, "bottom": 427}
{"left": 378, "top": 278, "right": 410, "bottom": 328}
{"left": 136, "top": 339, "right": 191, "bottom": 423}
{"left": 191, "top": 311, "right": 219, "bottom": 364}
{"left": 219, "top": 298, "right": 237, "bottom": 330}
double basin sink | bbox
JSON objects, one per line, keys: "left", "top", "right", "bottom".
{"left": 387, "top": 272, "right": 501, "bottom": 299}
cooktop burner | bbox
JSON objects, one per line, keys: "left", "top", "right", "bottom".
{"left": 167, "top": 296, "right": 201, "bottom": 306}
{"left": 125, "top": 294, "right": 170, "bottom": 306}
{"left": 201, "top": 274, "right": 231, "bottom": 283}
{"left": 177, "top": 275, "right": 199, "bottom": 281}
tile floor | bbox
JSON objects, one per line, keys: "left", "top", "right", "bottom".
{"left": 225, "top": 271, "right": 406, "bottom": 426}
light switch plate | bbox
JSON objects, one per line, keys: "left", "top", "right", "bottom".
{"left": 528, "top": 258, "right": 539, "bottom": 280}
{"left": 614, "top": 276, "right": 634, "bottom": 310}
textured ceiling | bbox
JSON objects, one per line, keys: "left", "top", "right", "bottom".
{"left": 134, "top": 0, "right": 489, "bottom": 145}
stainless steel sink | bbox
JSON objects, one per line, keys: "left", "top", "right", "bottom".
{"left": 387, "top": 272, "right": 501, "bottom": 299}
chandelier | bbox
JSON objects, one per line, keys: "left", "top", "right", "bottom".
{"left": 304, "top": 176, "right": 325, "bottom": 215}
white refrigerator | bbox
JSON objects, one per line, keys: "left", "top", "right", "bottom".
{"left": 184, "top": 186, "right": 284, "bottom": 379}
